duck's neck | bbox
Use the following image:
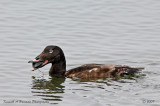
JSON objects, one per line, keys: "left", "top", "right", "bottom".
{"left": 49, "top": 60, "right": 66, "bottom": 77}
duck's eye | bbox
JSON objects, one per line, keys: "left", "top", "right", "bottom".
{"left": 49, "top": 49, "right": 54, "bottom": 53}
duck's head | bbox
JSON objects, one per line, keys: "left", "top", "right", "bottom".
{"left": 28, "top": 45, "right": 65, "bottom": 71}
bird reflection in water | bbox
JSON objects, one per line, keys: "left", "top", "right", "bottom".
{"left": 31, "top": 76, "right": 65, "bottom": 103}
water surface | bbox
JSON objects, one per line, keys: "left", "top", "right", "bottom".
{"left": 0, "top": 0, "right": 160, "bottom": 106}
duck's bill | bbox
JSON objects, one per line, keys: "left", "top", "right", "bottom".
{"left": 28, "top": 55, "right": 49, "bottom": 71}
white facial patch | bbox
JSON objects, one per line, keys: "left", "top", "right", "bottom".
{"left": 49, "top": 49, "right": 53, "bottom": 53}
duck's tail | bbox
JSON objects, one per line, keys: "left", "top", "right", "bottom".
{"left": 113, "top": 66, "right": 144, "bottom": 77}
{"left": 121, "top": 67, "right": 144, "bottom": 75}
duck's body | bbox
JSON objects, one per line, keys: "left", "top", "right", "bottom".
{"left": 66, "top": 64, "right": 143, "bottom": 79}
{"left": 28, "top": 45, "right": 144, "bottom": 79}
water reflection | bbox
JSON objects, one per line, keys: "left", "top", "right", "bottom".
{"left": 31, "top": 76, "right": 65, "bottom": 102}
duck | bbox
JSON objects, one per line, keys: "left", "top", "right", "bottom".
{"left": 28, "top": 45, "right": 144, "bottom": 79}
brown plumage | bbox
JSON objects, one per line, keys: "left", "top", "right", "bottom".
{"left": 28, "top": 45, "right": 144, "bottom": 79}
{"left": 66, "top": 64, "right": 143, "bottom": 79}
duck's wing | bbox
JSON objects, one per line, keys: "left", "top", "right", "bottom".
{"left": 65, "top": 64, "right": 144, "bottom": 79}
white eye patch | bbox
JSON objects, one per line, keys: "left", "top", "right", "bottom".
{"left": 49, "top": 49, "right": 54, "bottom": 53}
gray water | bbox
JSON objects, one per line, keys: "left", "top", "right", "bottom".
{"left": 0, "top": 0, "right": 160, "bottom": 106}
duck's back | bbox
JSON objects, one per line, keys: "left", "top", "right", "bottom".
{"left": 65, "top": 64, "right": 143, "bottom": 79}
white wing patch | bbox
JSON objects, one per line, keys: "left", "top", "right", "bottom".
{"left": 89, "top": 68, "right": 98, "bottom": 73}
